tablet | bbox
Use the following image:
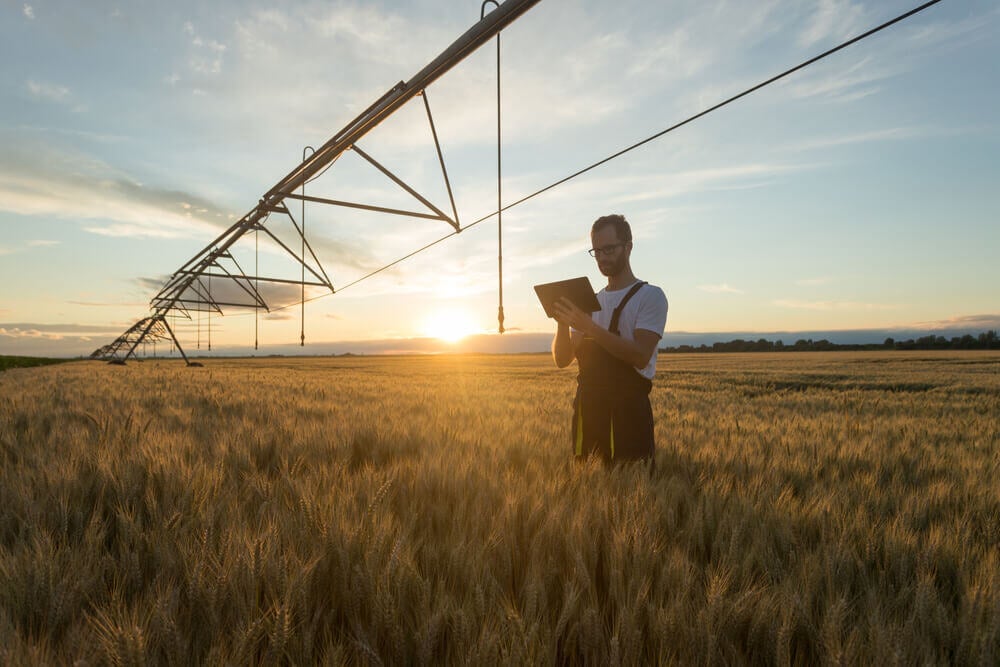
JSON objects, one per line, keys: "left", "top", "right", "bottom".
{"left": 533, "top": 277, "right": 601, "bottom": 319}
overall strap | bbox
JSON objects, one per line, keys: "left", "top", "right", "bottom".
{"left": 609, "top": 281, "right": 647, "bottom": 335}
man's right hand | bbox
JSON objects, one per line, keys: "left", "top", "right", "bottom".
{"left": 551, "top": 301, "right": 581, "bottom": 368}
{"left": 552, "top": 297, "right": 594, "bottom": 335}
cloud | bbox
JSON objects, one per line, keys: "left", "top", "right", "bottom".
{"left": 23, "top": 4, "right": 34, "bottom": 20}
{"left": 773, "top": 299, "right": 900, "bottom": 311}
{"left": 698, "top": 284, "right": 744, "bottom": 294}
{"left": 782, "top": 127, "right": 921, "bottom": 153}
{"left": 26, "top": 79, "right": 71, "bottom": 104}
{"left": 794, "top": 277, "right": 833, "bottom": 286}
{"left": 0, "top": 139, "right": 233, "bottom": 240}
{"left": 136, "top": 272, "right": 332, "bottom": 314}
{"left": 785, "top": 55, "right": 895, "bottom": 104}
{"left": 527, "top": 160, "right": 814, "bottom": 209}
{"left": 0, "top": 322, "right": 158, "bottom": 357}
{"left": 214, "top": 1, "right": 752, "bottom": 152}
{"left": 0, "top": 239, "right": 60, "bottom": 256}
{"left": 313, "top": 5, "right": 414, "bottom": 56}
{"left": 0, "top": 322, "right": 125, "bottom": 340}
{"left": 797, "top": 0, "right": 866, "bottom": 49}
{"left": 182, "top": 21, "right": 227, "bottom": 77}
{"left": 911, "top": 313, "right": 1000, "bottom": 331}
{"left": 67, "top": 300, "right": 147, "bottom": 308}
{"left": 779, "top": 4, "right": 995, "bottom": 109}
{"left": 627, "top": 28, "right": 706, "bottom": 80}
{"left": 903, "top": 9, "right": 1000, "bottom": 49}
{"left": 15, "top": 124, "right": 127, "bottom": 144}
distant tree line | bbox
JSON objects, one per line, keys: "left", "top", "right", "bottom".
{"left": 0, "top": 356, "right": 74, "bottom": 371}
{"left": 660, "top": 330, "right": 999, "bottom": 353}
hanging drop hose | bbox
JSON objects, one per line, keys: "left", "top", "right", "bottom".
{"left": 482, "top": 0, "right": 503, "bottom": 334}
{"left": 301, "top": 146, "right": 314, "bottom": 346}
{"left": 254, "top": 225, "right": 259, "bottom": 350}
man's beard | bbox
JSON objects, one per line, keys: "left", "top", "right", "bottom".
{"left": 598, "top": 254, "right": 627, "bottom": 277}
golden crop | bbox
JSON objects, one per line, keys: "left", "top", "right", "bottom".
{"left": 1, "top": 351, "right": 997, "bottom": 664}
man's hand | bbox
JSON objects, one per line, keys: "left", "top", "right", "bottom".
{"left": 553, "top": 296, "right": 659, "bottom": 370}
{"left": 551, "top": 297, "right": 584, "bottom": 368}
{"left": 551, "top": 297, "right": 595, "bottom": 335}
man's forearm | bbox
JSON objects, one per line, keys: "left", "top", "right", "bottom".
{"left": 552, "top": 323, "right": 575, "bottom": 368}
{"left": 581, "top": 323, "right": 651, "bottom": 369}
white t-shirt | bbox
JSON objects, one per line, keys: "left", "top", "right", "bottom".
{"left": 587, "top": 281, "right": 668, "bottom": 381}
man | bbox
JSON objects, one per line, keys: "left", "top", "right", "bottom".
{"left": 551, "top": 214, "right": 668, "bottom": 465}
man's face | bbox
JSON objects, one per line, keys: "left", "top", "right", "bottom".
{"left": 591, "top": 225, "right": 630, "bottom": 277}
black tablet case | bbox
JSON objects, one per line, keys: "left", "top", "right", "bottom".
{"left": 534, "top": 277, "right": 601, "bottom": 318}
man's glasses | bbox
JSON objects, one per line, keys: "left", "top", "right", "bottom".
{"left": 588, "top": 243, "right": 626, "bottom": 258}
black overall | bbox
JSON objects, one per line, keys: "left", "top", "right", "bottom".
{"left": 572, "top": 281, "right": 655, "bottom": 464}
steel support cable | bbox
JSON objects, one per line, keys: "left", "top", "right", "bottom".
{"left": 234, "top": 0, "right": 947, "bottom": 317}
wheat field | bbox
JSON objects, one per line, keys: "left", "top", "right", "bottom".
{"left": 0, "top": 351, "right": 997, "bottom": 665}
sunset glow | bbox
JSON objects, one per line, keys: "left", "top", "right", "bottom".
{"left": 421, "top": 308, "right": 480, "bottom": 343}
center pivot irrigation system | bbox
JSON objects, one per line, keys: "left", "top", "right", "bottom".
{"left": 92, "top": 0, "right": 537, "bottom": 365}
{"left": 91, "top": 0, "right": 946, "bottom": 365}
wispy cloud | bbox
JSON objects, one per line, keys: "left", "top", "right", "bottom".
{"left": 25, "top": 79, "right": 88, "bottom": 112}
{"left": 0, "top": 322, "right": 136, "bottom": 357}
{"left": 774, "top": 299, "right": 900, "bottom": 311}
{"left": 797, "top": 0, "right": 866, "bottom": 49}
{"left": 0, "top": 322, "right": 124, "bottom": 337}
{"left": 794, "top": 276, "right": 833, "bottom": 286}
{"left": 135, "top": 273, "right": 332, "bottom": 313}
{"left": 903, "top": 9, "right": 1000, "bottom": 49}
{"left": 698, "top": 283, "right": 744, "bottom": 294}
{"left": 183, "top": 21, "right": 227, "bottom": 77}
{"left": 786, "top": 55, "right": 896, "bottom": 104}
{"left": 626, "top": 26, "right": 710, "bottom": 81}
{"left": 67, "top": 300, "right": 146, "bottom": 308}
{"left": 0, "top": 139, "right": 233, "bottom": 240}
{"left": 912, "top": 313, "right": 1000, "bottom": 331}
{"left": 23, "top": 4, "right": 34, "bottom": 20}
{"left": 782, "top": 127, "right": 921, "bottom": 153}
{"left": 26, "top": 79, "right": 71, "bottom": 104}
{"left": 531, "top": 160, "right": 814, "bottom": 208}
{"left": 15, "top": 124, "right": 126, "bottom": 144}
{"left": 0, "top": 239, "right": 60, "bottom": 256}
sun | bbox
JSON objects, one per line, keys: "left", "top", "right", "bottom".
{"left": 421, "top": 308, "right": 479, "bottom": 343}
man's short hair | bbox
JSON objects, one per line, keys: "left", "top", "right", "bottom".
{"left": 591, "top": 214, "right": 632, "bottom": 244}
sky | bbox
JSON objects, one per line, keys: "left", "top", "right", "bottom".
{"left": 1, "top": 0, "right": 998, "bottom": 357}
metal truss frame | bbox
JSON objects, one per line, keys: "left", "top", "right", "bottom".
{"left": 92, "top": 0, "right": 541, "bottom": 365}
{"left": 89, "top": 314, "right": 192, "bottom": 365}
